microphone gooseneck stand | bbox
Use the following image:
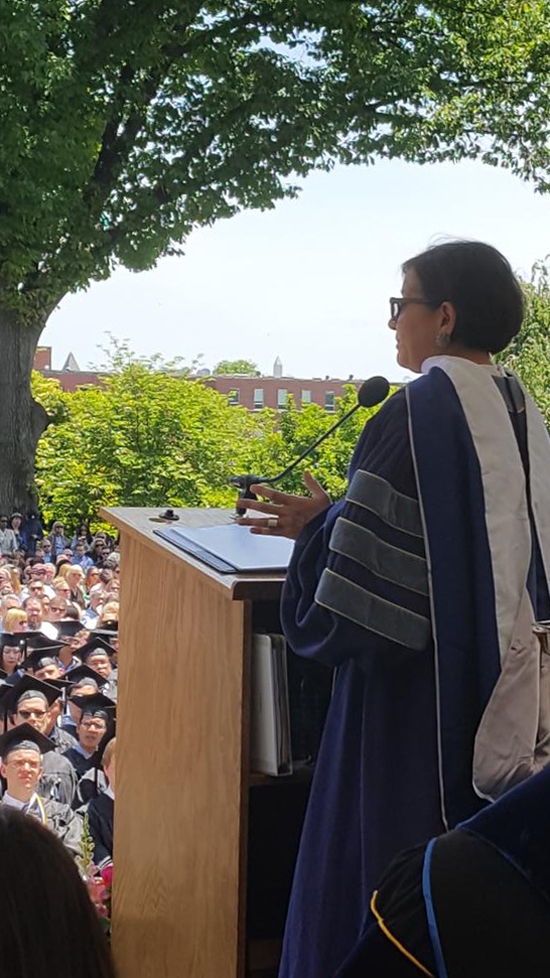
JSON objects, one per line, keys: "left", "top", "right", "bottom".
{"left": 229, "top": 376, "right": 390, "bottom": 515}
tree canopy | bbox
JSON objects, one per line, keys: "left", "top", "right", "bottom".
{"left": 4, "top": 0, "right": 550, "bottom": 512}
{"left": 32, "top": 349, "right": 384, "bottom": 524}
{"left": 3, "top": 0, "right": 550, "bottom": 320}
{"left": 497, "top": 262, "right": 550, "bottom": 425}
{"left": 32, "top": 262, "right": 550, "bottom": 528}
{"left": 213, "top": 359, "right": 261, "bottom": 376}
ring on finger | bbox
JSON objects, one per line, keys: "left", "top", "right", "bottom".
{"left": 267, "top": 517, "right": 278, "bottom": 529}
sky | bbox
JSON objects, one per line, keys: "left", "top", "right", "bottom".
{"left": 42, "top": 157, "right": 550, "bottom": 384}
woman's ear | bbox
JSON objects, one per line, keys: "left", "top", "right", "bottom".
{"left": 439, "top": 300, "right": 457, "bottom": 337}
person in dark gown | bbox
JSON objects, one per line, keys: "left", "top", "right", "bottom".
{"left": 4, "top": 676, "right": 77, "bottom": 806}
{"left": 237, "top": 241, "right": 550, "bottom": 978}
{"left": 87, "top": 731, "right": 115, "bottom": 868}
{"left": 0, "top": 723, "right": 82, "bottom": 857}
{"left": 63, "top": 693, "right": 115, "bottom": 782}
{"left": 337, "top": 762, "right": 550, "bottom": 978}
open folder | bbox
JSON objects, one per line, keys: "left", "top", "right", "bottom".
{"left": 154, "top": 523, "right": 294, "bottom": 573}
{"left": 250, "top": 633, "right": 293, "bottom": 777}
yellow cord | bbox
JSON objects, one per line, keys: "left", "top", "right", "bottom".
{"left": 369, "top": 890, "right": 435, "bottom": 977}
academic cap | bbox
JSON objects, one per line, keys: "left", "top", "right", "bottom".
{"left": 3, "top": 675, "right": 61, "bottom": 715}
{"left": 71, "top": 692, "right": 116, "bottom": 716}
{"left": 21, "top": 647, "right": 63, "bottom": 673}
{"left": 66, "top": 664, "right": 102, "bottom": 687}
{"left": 56, "top": 620, "right": 88, "bottom": 639}
{"left": 41, "top": 676, "right": 72, "bottom": 693}
{"left": 0, "top": 722, "right": 55, "bottom": 759}
{"left": 21, "top": 646, "right": 58, "bottom": 670}
{"left": 93, "top": 623, "right": 118, "bottom": 635}
{"left": 0, "top": 634, "right": 26, "bottom": 651}
{"left": 23, "top": 632, "right": 64, "bottom": 652}
{"left": 78, "top": 636, "right": 115, "bottom": 662}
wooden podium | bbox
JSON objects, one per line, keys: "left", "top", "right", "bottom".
{"left": 102, "top": 507, "right": 321, "bottom": 978}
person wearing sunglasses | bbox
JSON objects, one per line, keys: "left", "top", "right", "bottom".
{"left": 5, "top": 677, "right": 78, "bottom": 808}
{"left": 237, "top": 240, "right": 550, "bottom": 978}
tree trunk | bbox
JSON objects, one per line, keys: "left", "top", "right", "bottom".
{"left": 0, "top": 306, "right": 50, "bottom": 516}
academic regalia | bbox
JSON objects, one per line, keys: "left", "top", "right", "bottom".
{"left": 49, "top": 724, "right": 77, "bottom": 752}
{"left": 87, "top": 790, "right": 114, "bottom": 867}
{"left": 0, "top": 724, "right": 83, "bottom": 858}
{"left": 63, "top": 745, "right": 96, "bottom": 779}
{"left": 0, "top": 676, "right": 79, "bottom": 808}
{"left": 38, "top": 750, "right": 78, "bottom": 807}
{"left": 0, "top": 747, "right": 76, "bottom": 807}
{"left": 337, "top": 764, "right": 550, "bottom": 978}
{"left": 41, "top": 796, "right": 83, "bottom": 858}
{"left": 78, "top": 766, "right": 108, "bottom": 804}
{"left": 278, "top": 359, "right": 550, "bottom": 978}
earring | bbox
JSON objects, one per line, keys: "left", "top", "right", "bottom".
{"left": 436, "top": 332, "right": 451, "bottom": 349}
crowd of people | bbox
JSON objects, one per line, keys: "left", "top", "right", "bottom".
{"left": 0, "top": 515, "right": 119, "bottom": 875}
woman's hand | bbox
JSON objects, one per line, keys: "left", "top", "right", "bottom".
{"left": 235, "top": 471, "right": 331, "bottom": 540}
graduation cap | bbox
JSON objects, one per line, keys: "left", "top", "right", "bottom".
{"left": 42, "top": 676, "right": 72, "bottom": 693}
{"left": 21, "top": 643, "right": 63, "bottom": 672}
{"left": 65, "top": 664, "right": 102, "bottom": 687}
{"left": 0, "top": 722, "right": 56, "bottom": 759}
{"left": 56, "top": 620, "right": 88, "bottom": 640}
{"left": 23, "top": 632, "right": 64, "bottom": 652}
{"left": 0, "top": 634, "right": 26, "bottom": 651}
{"left": 21, "top": 647, "right": 64, "bottom": 673}
{"left": 71, "top": 692, "right": 116, "bottom": 717}
{"left": 78, "top": 636, "right": 115, "bottom": 662}
{"left": 93, "top": 623, "right": 118, "bottom": 635}
{"left": 3, "top": 675, "right": 61, "bottom": 717}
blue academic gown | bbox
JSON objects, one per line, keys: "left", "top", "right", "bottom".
{"left": 278, "top": 365, "right": 550, "bottom": 978}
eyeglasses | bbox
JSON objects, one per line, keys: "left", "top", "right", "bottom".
{"left": 389, "top": 296, "right": 439, "bottom": 322}
{"left": 50, "top": 605, "right": 65, "bottom": 612}
{"left": 29, "top": 586, "right": 44, "bottom": 592}
{"left": 18, "top": 708, "right": 47, "bottom": 720}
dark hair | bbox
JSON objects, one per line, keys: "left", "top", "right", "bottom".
{"left": 402, "top": 241, "right": 524, "bottom": 354}
{"left": 0, "top": 807, "right": 116, "bottom": 978}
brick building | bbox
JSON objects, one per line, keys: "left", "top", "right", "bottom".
{"left": 33, "top": 348, "right": 362, "bottom": 411}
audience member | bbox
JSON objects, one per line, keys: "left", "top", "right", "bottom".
{"left": 0, "top": 805, "right": 115, "bottom": 977}
{"left": 0, "top": 724, "right": 82, "bottom": 856}
{"left": 0, "top": 515, "right": 17, "bottom": 555}
{"left": 87, "top": 733, "right": 115, "bottom": 869}
{"left": 65, "top": 565, "right": 86, "bottom": 608}
{"left": 2, "top": 608, "right": 27, "bottom": 633}
{"left": 47, "top": 521, "right": 71, "bottom": 558}
{"left": 5, "top": 677, "right": 78, "bottom": 807}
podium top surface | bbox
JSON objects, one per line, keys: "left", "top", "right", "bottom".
{"left": 100, "top": 506, "right": 287, "bottom": 601}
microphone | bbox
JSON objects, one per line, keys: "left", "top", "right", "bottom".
{"left": 229, "top": 376, "right": 390, "bottom": 513}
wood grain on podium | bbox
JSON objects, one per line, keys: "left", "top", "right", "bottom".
{"left": 101, "top": 507, "right": 275, "bottom": 978}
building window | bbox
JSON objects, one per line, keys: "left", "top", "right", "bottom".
{"left": 253, "top": 388, "right": 264, "bottom": 410}
{"left": 228, "top": 388, "right": 240, "bottom": 406}
{"left": 301, "top": 390, "right": 312, "bottom": 405}
{"left": 325, "top": 391, "right": 335, "bottom": 412}
{"left": 277, "top": 389, "right": 288, "bottom": 409}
